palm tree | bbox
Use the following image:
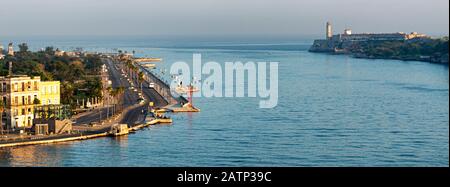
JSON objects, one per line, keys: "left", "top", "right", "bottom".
{"left": 110, "top": 88, "right": 119, "bottom": 116}
{"left": 125, "top": 60, "right": 134, "bottom": 79}
{"left": 115, "top": 87, "right": 125, "bottom": 112}
{"left": 138, "top": 72, "right": 145, "bottom": 92}
{"left": 132, "top": 67, "right": 139, "bottom": 84}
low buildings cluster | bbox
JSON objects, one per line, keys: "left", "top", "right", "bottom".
{"left": 0, "top": 75, "right": 62, "bottom": 132}
{"left": 54, "top": 48, "right": 80, "bottom": 57}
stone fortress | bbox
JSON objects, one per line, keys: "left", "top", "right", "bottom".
{"left": 309, "top": 22, "right": 430, "bottom": 53}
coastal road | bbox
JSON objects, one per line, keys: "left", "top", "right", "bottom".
{"left": 135, "top": 65, "right": 169, "bottom": 108}
{"left": 141, "top": 86, "right": 168, "bottom": 108}
{"left": 74, "top": 58, "right": 170, "bottom": 126}
{"left": 74, "top": 58, "right": 141, "bottom": 126}
{"left": 106, "top": 58, "right": 169, "bottom": 125}
{"left": 104, "top": 58, "right": 145, "bottom": 126}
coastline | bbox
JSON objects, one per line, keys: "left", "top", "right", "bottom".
{"left": 0, "top": 56, "right": 177, "bottom": 149}
{"left": 309, "top": 50, "right": 450, "bottom": 64}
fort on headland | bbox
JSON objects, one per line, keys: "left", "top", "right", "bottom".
{"left": 309, "top": 22, "right": 448, "bottom": 64}
{"left": 310, "top": 22, "right": 429, "bottom": 53}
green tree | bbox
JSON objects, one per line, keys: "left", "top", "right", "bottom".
{"left": 18, "top": 43, "right": 29, "bottom": 53}
{"left": 138, "top": 71, "right": 145, "bottom": 92}
{"left": 45, "top": 47, "right": 55, "bottom": 55}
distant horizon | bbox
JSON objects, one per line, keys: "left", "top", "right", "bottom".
{"left": 1, "top": 31, "right": 448, "bottom": 41}
{"left": 0, "top": 32, "right": 448, "bottom": 53}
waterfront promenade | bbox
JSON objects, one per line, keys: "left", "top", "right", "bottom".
{"left": 0, "top": 57, "right": 176, "bottom": 148}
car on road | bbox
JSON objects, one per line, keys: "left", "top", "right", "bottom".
{"left": 137, "top": 98, "right": 145, "bottom": 105}
{"left": 149, "top": 82, "right": 155, "bottom": 88}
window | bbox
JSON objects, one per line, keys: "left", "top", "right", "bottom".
{"left": 27, "top": 117, "right": 32, "bottom": 127}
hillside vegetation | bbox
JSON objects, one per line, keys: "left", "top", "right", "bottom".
{"left": 0, "top": 44, "right": 103, "bottom": 105}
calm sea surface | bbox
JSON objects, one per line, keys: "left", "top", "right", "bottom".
{"left": 0, "top": 36, "right": 448, "bottom": 166}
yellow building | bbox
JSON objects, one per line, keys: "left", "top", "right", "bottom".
{"left": 39, "top": 81, "right": 60, "bottom": 105}
{"left": 1, "top": 75, "right": 40, "bottom": 129}
{"left": 0, "top": 75, "right": 61, "bottom": 130}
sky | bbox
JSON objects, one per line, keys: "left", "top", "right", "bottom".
{"left": 0, "top": 0, "right": 448, "bottom": 37}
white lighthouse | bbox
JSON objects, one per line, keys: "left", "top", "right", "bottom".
{"left": 326, "top": 22, "right": 333, "bottom": 39}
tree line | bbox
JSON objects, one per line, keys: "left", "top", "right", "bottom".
{"left": 0, "top": 43, "right": 103, "bottom": 106}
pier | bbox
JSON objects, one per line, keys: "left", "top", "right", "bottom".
{"left": 133, "top": 58, "right": 162, "bottom": 63}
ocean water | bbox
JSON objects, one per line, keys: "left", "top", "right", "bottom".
{"left": 0, "top": 36, "right": 448, "bottom": 166}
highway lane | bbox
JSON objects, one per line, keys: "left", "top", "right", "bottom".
{"left": 74, "top": 58, "right": 171, "bottom": 126}
{"left": 73, "top": 108, "right": 111, "bottom": 125}
{"left": 135, "top": 65, "right": 170, "bottom": 107}
{"left": 74, "top": 58, "right": 140, "bottom": 125}
{"left": 142, "top": 87, "right": 168, "bottom": 107}
{"left": 105, "top": 58, "right": 144, "bottom": 126}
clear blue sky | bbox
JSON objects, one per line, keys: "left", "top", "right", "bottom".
{"left": 0, "top": 0, "right": 448, "bottom": 37}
